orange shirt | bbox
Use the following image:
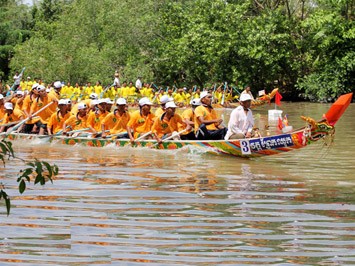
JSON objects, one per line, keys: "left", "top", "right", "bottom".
{"left": 152, "top": 112, "right": 184, "bottom": 138}
{"left": 127, "top": 110, "right": 155, "bottom": 138}
{"left": 30, "top": 96, "right": 53, "bottom": 124}
{"left": 102, "top": 110, "right": 130, "bottom": 134}
{"left": 1, "top": 109, "right": 25, "bottom": 124}
{"left": 87, "top": 111, "right": 108, "bottom": 131}
{"left": 179, "top": 108, "right": 194, "bottom": 135}
{"left": 64, "top": 114, "right": 90, "bottom": 130}
{"left": 47, "top": 111, "right": 71, "bottom": 134}
{"left": 194, "top": 105, "right": 218, "bottom": 131}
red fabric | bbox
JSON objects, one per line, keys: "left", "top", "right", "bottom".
{"left": 275, "top": 91, "right": 283, "bottom": 106}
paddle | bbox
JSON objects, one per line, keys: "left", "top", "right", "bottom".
{"left": 0, "top": 116, "right": 39, "bottom": 128}
{"left": 134, "top": 131, "right": 152, "bottom": 142}
{"left": 324, "top": 93, "right": 353, "bottom": 126}
{"left": 64, "top": 127, "right": 90, "bottom": 135}
{"left": 221, "top": 82, "right": 227, "bottom": 105}
{"left": 153, "top": 128, "right": 188, "bottom": 147}
{"left": 1, "top": 101, "right": 54, "bottom": 137}
{"left": 108, "top": 131, "right": 128, "bottom": 139}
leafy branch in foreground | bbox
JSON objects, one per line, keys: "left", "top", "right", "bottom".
{"left": 0, "top": 139, "right": 59, "bottom": 215}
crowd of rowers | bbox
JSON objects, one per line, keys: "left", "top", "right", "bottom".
{"left": 5, "top": 76, "right": 244, "bottom": 107}
{"left": 0, "top": 80, "right": 256, "bottom": 143}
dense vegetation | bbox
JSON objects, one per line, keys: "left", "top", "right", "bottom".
{"left": 1, "top": 0, "right": 354, "bottom": 101}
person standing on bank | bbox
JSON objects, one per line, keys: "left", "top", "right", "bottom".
{"left": 194, "top": 91, "right": 226, "bottom": 140}
{"left": 224, "top": 93, "right": 254, "bottom": 140}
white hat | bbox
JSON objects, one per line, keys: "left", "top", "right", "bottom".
{"left": 4, "top": 102, "right": 13, "bottom": 110}
{"left": 90, "top": 99, "right": 99, "bottom": 106}
{"left": 32, "top": 83, "right": 39, "bottom": 90}
{"left": 165, "top": 101, "right": 177, "bottom": 108}
{"left": 240, "top": 93, "right": 252, "bottom": 102}
{"left": 58, "top": 99, "right": 67, "bottom": 105}
{"left": 37, "top": 85, "right": 46, "bottom": 91}
{"left": 107, "top": 99, "right": 114, "bottom": 104}
{"left": 139, "top": 97, "right": 152, "bottom": 106}
{"left": 0, "top": 94, "right": 4, "bottom": 100}
{"left": 89, "top": 93, "right": 98, "bottom": 100}
{"left": 200, "top": 91, "right": 210, "bottom": 99}
{"left": 53, "top": 81, "right": 63, "bottom": 89}
{"left": 159, "top": 95, "right": 173, "bottom": 104}
{"left": 116, "top": 98, "right": 127, "bottom": 105}
{"left": 27, "top": 76, "right": 31, "bottom": 79}
{"left": 16, "top": 90, "right": 24, "bottom": 96}
{"left": 46, "top": 88, "right": 51, "bottom": 93}
{"left": 190, "top": 98, "right": 201, "bottom": 106}
{"left": 77, "top": 103, "right": 87, "bottom": 110}
{"left": 98, "top": 98, "right": 107, "bottom": 104}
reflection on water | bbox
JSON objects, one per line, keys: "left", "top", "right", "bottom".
{"left": 0, "top": 103, "right": 354, "bottom": 265}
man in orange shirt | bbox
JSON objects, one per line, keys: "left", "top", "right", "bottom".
{"left": 180, "top": 98, "right": 201, "bottom": 140}
{"left": 127, "top": 97, "right": 155, "bottom": 143}
{"left": 101, "top": 98, "right": 130, "bottom": 138}
{"left": 63, "top": 102, "right": 90, "bottom": 135}
{"left": 0, "top": 102, "right": 25, "bottom": 133}
{"left": 47, "top": 99, "right": 72, "bottom": 135}
{"left": 194, "top": 91, "right": 226, "bottom": 140}
{"left": 152, "top": 101, "right": 188, "bottom": 143}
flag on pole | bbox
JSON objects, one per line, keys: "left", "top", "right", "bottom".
{"left": 278, "top": 117, "right": 284, "bottom": 130}
{"left": 275, "top": 91, "right": 283, "bottom": 106}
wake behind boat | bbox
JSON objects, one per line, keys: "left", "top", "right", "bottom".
{"left": 5, "top": 92, "right": 352, "bottom": 158}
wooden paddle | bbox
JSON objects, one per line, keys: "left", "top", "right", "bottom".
{"left": 134, "top": 131, "right": 152, "bottom": 142}
{"left": 153, "top": 128, "right": 188, "bottom": 147}
{"left": 0, "top": 101, "right": 54, "bottom": 137}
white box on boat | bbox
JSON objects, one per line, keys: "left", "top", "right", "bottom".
{"left": 268, "top": 109, "right": 283, "bottom": 121}
{"left": 282, "top": 126, "right": 293, "bottom": 133}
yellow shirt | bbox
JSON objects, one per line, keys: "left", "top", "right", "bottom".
{"left": 64, "top": 114, "right": 90, "bottom": 130}
{"left": 30, "top": 96, "right": 53, "bottom": 124}
{"left": 1, "top": 109, "right": 25, "bottom": 124}
{"left": 47, "top": 111, "right": 71, "bottom": 133}
{"left": 102, "top": 111, "right": 130, "bottom": 134}
{"left": 194, "top": 105, "right": 218, "bottom": 131}
{"left": 179, "top": 108, "right": 194, "bottom": 135}
{"left": 152, "top": 112, "right": 184, "bottom": 138}
{"left": 87, "top": 111, "right": 108, "bottom": 131}
{"left": 127, "top": 110, "right": 155, "bottom": 138}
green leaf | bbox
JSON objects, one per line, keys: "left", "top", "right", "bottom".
{"left": 19, "top": 180, "right": 26, "bottom": 194}
{"left": 34, "top": 174, "right": 43, "bottom": 185}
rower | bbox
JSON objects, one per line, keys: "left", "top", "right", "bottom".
{"left": 155, "top": 95, "right": 173, "bottom": 117}
{"left": 87, "top": 98, "right": 109, "bottom": 137}
{"left": 63, "top": 102, "right": 89, "bottom": 136}
{"left": 194, "top": 91, "right": 227, "bottom": 140}
{"left": 47, "top": 99, "right": 72, "bottom": 135}
{"left": 180, "top": 98, "right": 201, "bottom": 140}
{"left": 29, "top": 85, "right": 54, "bottom": 135}
{"left": 152, "top": 101, "right": 187, "bottom": 144}
{"left": 127, "top": 97, "right": 155, "bottom": 143}
{"left": 0, "top": 102, "right": 25, "bottom": 133}
{"left": 101, "top": 98, "right": 130, "bottom": 138}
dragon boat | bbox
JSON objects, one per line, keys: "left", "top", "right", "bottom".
{"left": 4, "top": 93, "right": 353, "bottom": 158}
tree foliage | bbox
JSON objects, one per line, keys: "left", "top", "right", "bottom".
{"left": 2, "top": 0, "right": 355, "bottom": 101}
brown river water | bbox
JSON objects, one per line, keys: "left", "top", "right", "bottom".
{"left": 0, "top": 102, "right": 354, "bottom": 265}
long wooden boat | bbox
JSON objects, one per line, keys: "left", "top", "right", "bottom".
{"left": 4, "top": 93, "right": 353, "bottom": 158}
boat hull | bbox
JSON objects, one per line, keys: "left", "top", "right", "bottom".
{"left": 5, "top": 125, "right": 331, "bottom": 158}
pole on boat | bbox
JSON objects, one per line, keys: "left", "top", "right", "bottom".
{"left": 153, "top": 128, "right": 189, "bottom": 147}
{"left": 134, "top": 131, "right": 152, "bottom": 142}
{"left": 0, "top": 101, "right": 54, "bottom": 137}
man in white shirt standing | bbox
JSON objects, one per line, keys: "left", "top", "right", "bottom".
{"left": 135, "top": 76, "right": 142, "bottom": 90}
{"left": 225, "top": 93, "right": 254, "bottom": 140}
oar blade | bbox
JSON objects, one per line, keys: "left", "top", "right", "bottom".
{"left": 324, "top": 93, "right": 353, "bottom": 125}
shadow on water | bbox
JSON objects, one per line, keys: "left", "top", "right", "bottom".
{"left": 0, "top": 102, "right": 354, "bottom": 265}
